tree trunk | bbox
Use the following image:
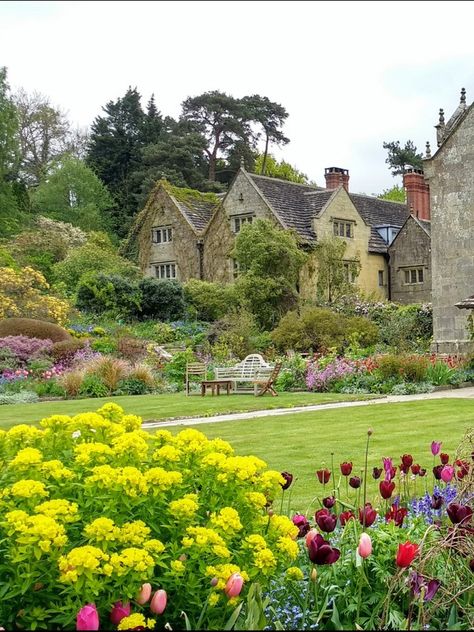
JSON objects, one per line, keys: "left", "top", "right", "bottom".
{"left": 261, "top": 134, "right": 269, "bottom": 175}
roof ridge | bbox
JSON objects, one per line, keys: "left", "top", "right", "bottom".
{"left": 349, "top": 192, "right": 408, "bottom": 208}
{"left": 248, "top": 172, "right": 321, "bottom": 189}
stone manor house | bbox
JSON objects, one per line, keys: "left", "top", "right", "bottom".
{"left": 132, "top": 87, "right": 474, "bottom": 352}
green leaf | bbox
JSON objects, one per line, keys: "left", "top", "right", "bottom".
{"left": 331, "top": 601, "right": 342, "bottom": 630}
{"left": 223, "top": 602, "right": 244, "bottom": 630}
{"left": 180, "top": 611, "right": 193, "bottom": 631}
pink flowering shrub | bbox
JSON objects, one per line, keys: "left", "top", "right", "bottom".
{"left": 0, "top": 336, "right": 53, "bottom": 365}
{"left": 306, "top": 356, "right": 361, "bottom": 391}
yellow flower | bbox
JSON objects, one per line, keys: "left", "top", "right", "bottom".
{"left": 143, "top": 539, "right": 165, "bottom": 557}
{"left": 74, "top": 442, "right": 114, "bottom": 466}
{"left": 120, "top": 414, "right": 143, "bottom": 432}
{"left": 206, "top": 438, "right": 234, "bottom": 455}
{"left": 152, "top": 445, "right": 182, "bottom": 462}
{"left": 40, "top": 460, "right": 74, "bottom": 481}
{"left": 34, "top": 499, "right": 79, "bottom": 523}
{"left": 84, "top": 517, "right": 120, "bottom": 542}
{"left": 217, "top": 455, "right": 267, "bottom": 482}
{"left": 59, "top": 545, "right": 109, "bottom": 583}
{"left": 212, "top": 545, "right": 231, "bottom": 559}
{"left": 95, "top": 402, "right": 124, "bottom": 423}
{"left": 151, "top": 429, "right": 174, "bottom": 445}
{"left": 119, "top": 520, "right": 151, "bottom": 546}
{"left": 208, "top": 593, "right": 220, "bottom": 607}
{"left": 253, "top": 548, "right": 277, "bottom": 574}
{"left": 10, "top": 479, "right": 48, "bottom": 499}
{"left": 201, "top": 452, "right": 227, "bottom": 468}
{"left": 11, "top": 514, "right": 67, "bottom": 553}
{"left": 109, "top": 547, "right": 155, "bottom": 576}
{"left": 205, "top": 564, "right": 249, "bottom": 591}
{"left": 170, "top": 559, "right": 185, "bottom": 574}
{"left": 259, "top": 470, "right": 286, "bottom": 495}
{"left": 39, "top": 414, "right": 72, "bottom": 430}
{"left": 112, "top": 433, "right": 149, "bottom": 461}
{"left": 144, "top": 467, "right": 182, "bottom": 493}
{"left": 9, "top": 447, "right": 43, "bottom": 468}
{"left": 183, "top": 526, "right": 226, "bottom": 551}
{"left": 245, "top": 492, "right": 268, "bottom": 510}
{"left": 6, "top": 425, "right": 44, "bottom": 446}
{"left": 210, "top": 507, "right": 243, "bottom": 535}
{"left": 276, "top": 535, "right": 299, "bottom": 560}
{"left": 244, "top": 534, "right": 268, "bottom": 551}
{"left": 169, "top": 494, "right": 199, "bottom": 520}
{"left": 5, "top": 509, "right": 29, "bottom": 525}
{"left": 269, "top": 515, "right": 299, "bottom": 540}
{"left": 285, "top": 566, "right": 304, "bottom": 581}
{"left": 117, "top": 614, "right": 155, "bottom": 631}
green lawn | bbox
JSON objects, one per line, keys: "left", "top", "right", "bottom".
{"left": 0, "top": 391, "right": 378, "bottom": 429}
{"left": 182, "top": 399, "right": 473, "bottom": 513}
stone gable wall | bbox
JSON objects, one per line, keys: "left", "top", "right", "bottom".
{"left": 424, "top": 107, "right": 474, "bottom": 353}
{"left": 388, "top": 217, "right": 432, "bottom": 304}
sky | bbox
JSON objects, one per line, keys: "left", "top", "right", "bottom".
{"left": 2, "top": 0, "right": 474, "bottom": 195}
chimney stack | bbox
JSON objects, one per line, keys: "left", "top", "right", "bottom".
{"left": 324, "top": 167, "right": 350, "bottom": 191}
{"left": 403, "top": 168, "right": 430, "bottom": 220}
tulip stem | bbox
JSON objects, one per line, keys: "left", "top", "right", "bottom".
{"left": 362, "top": 431, "right": 371, "bottom": 530}
{"left": 287, "top": 484, "right": 293, "bottom": 517}
{"left": 356, "top": 562, "right": 363, "bottom": 622}
{"left": 300, "top": 571, "right": 312, "bottom": 630}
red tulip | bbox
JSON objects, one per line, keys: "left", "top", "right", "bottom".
{"left": 292, "top": 514, "right": 310, "bottom": 538}
{"left": 357, "top": 533, "right": 372, "bottom": 558}
{"left": 307, "top": 532, "right": 340, "bottom": 565}
{"left": 441, "top": 465, "right": 454, "bottom": 483}
{"left": 136, "top": 582, "right": 152, "bottom": 605}
{"left": 316, "top": 468, "right": 331, "bottom": 484}
{"left": 411, "top": 464, "right": 421, "bottom": 475}
{"left": 385, "top": 504, "right": 408, "bottom": 527}
{"left": 359, "top": 503, "right": 377, "bottom": 527}
{"left": 315, "top": 508, "right": 337, "bottom": 533}
{"left": 446, "top": 503, "right": 473, "bottom": 525}
{"left": 340, "top": 461, "right": 353, "bottom": 476}
{"left": 379, "top": 480, "right": 395, "bottom": 499}
{"left": 396, "top": 542, "right": 419, "bottom": 568}
{"left": 433, "top": 465, "right": 443, "bottom": 480}
{"left": 401, "top": 454, "right": 413, "bottom": 468}
{"left": 431, "top": 441, "right": 442, "bottom": 456}
{"left": 322, "top": 496, "right": 336, "bottom": 509}
{"left": 76, "top": 604, "right": 99, "bottom": 631}
{"left": 150, "top": 589, "right": 167, "bottom": 614}
{"left": 372, "top": 467, "right": 383, "bottom": 479}
{"left": 349, "top": 476, "right": 361, "bottom": 489}
{"left": 339, "top": 510, "right": 355, "bottom": 526}
{"left": 440, "top": 453, "right": 449, "bottom": 465}
{"left": 400, "top": 463, "right": 410, "bottom": 475}
{"left": 110, "top": 602, "right": 131, "bottom": 626}
{"left": 225, "top": 573, "right": 244, "bottom": 598}
{"left": 280, "top": 471, "right": 293, "bottom": 490}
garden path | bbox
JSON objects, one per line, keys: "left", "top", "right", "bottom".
{"left": 142, "top": 386, "right": 474, "bottom": 429}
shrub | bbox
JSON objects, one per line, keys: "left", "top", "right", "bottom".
{"left": 0, "top": 267, "right": 70, "bottom": 325}
{"left": 0, "top": 404, "right": 295, "bottom": 630}
{"left": 127, "top": 363, "right": 156, "bottom": 389}
{"left": 149, "top": 322, "right": 177, "bottom": 344}
{"left": 0, "top": 336, "right": 54, "bottom": 364}
{"left": 137, "top": 278, "right": 186, "bottom": 321}
{"left": 117, "top": 337, "right": 148, "bottom": 363}
{"left": 183, "top": 279, "right": 239, "bottom": 321}
{"left": 59, "top": 369, "right": 85, "bottom": 397}
{"left": 344, "top": 316, "right": 380, "bottom": 347}
{"left": 78, "top": 373, "right": 109, "bottom": 397}
{"left": 86, "top": 356, "right": 130, "bottom": 392}
{"left": 0, "top": 347, "right": 19, "bottom": 371}
{"left": 75, "top": 272, "right": 141, "bottom": 319}
{"left": 210, "top": 309, "right": 261, "bottom": 360}
{"left": 425, "top": 361, "right": 456, "bottom": 386}
{"left": 163, "top": 349, "right": 197, "bottom": 388}
{"left": 90, "top": 337, "right": 118, "bottom": 355}
{"left": 0, "top": 390, "right": 39, "bottom": 405}
{"left": 0, "top": 318, "right": 72, "bottom": 342}
{"left": 33, "top": 379, "right": 66, "bottom": 398}
{"left": 377, "top": 354, "right": 429, "bottom": 383}
{"left": 272, "top": 308, "right": 346, "bottom": 353}
{"left": 114, "top": 378, "right": 153, "bottom": 395}
{"left": 275, "top": 354, "right": 308, "bottom": 391}
{"left": 50, "top": 339, "right": 86, "bottom": 364}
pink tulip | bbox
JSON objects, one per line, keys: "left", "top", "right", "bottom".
{"left": 431, "top": 441, "right": 442, "bottom": 456}
{"left": 136, "top": 582, "right": 152, "bottom": 605}
{"left": 110, "top": 601, "right": 131, "bottom": 625}
{"left": 150, "top": 589, "right": 167, "bottom": 615}
{"left": 305, "top": 528, "right": 319, "bottom": 548}
{"left": 76, "top": 604, "right": 99, "bottom": 631}
{"left": 357, "top": 533, "right": 372, "bottom": 559}
{"left": 225, "top": 572, "right": 244, "bottom": 598}
{"left": 441, "top": 465, "right": 454, "bottom": 483}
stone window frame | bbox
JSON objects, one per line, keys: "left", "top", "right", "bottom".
{"left": 152, "top": 261, "right": 177, "bottom": 280}
{"left": 231, "top": 214, "right": 254, "bottom": 234}
{"left": 152, "top": 226, "right": 173, "bottom": 244}
{"left": 378, "top": 270, "right": 384, "bottom": 287}
{"left": 230, "top": 258, "right": 241, "bottom": 280}
{"left": 402, "top": 267, "right": 424, "bottom": 285}
{"left": 343, "top": 259, "right": 358, "bottom": 284}
{"left": 333, "top": 219, "right": 355, "bottom": 239}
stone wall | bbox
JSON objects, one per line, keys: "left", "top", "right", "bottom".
{"left": 203, "top": 171, "right": 276, "bottom": 282}
{"left": 388, "top": 216, "right": 432, "bottom": 304}
{"left": 424, "top": 105, "right": 474, "bottom": 354}
{"left": 142, "top": 187, "right": 201, "bottom": 281}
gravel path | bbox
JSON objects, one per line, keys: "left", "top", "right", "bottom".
{"left": 142, "top": 386, "right": 474, "bottom": 429}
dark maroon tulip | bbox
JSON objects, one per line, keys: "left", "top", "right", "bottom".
{"left": 419, "top": 468, "right": 427, "bottom": 477}
{"left": 389, "top": 466, "right": 397, "bottom": 480}
{"left": 410, "top": 572, "right": 441, "bottom": 602}
{"left": 322, "top": 496, "right": 336, "bottom": 509}
{"left": 379, "top": 480, "right": 395, "bottom": 499}
{"left": 307, "top": 533, "right": 340, "bottom": 565}
{"left": 292, "top": 514, "right": 310, "bottom": 538}
{"left": 372, "top": 467, "right": 383, "bottom": 479}
{"left": 385, "top": 504, "right": 408, "bottom": 527}
{"left": 315, "top": 508, "right": 337, "bottom": 533}
{"left": 440, "top": 453, "right": 449, "bottom": 465}
{"left": 349, "top": 476, "right": 361, "bottom": 489}
{"left": 340, "top": 461, "right": 353, "bottom": 476}
{"left": 401, "top": 454, "right": 413, "bottom": 468}
{"left": 411, "top": 464, "right": 421, "bottom": 475}
{"left": 359, "top": 503, "right": 377, "bottom": 527}
{"left": 433, "top": 465, "right": 443, "bottom": 480}
{"left": 316, "top": 468, "right": 331, "bottom": 484}
{"left": 430, "top": 494, "right": 443, "bottom": 510}
{"left": 470, "top": 559, "right": 474, "bottom": 572}
{"left": 400, "top": 464, "right": 410, "bottom": 474}
{"left": 446, "top": 503, "right": 473, "bottom": 526}
{"left": 280, "top": 471, "right": 293, "bottom": 490}
{"left": 339, "top": 510, "right": 355, "bottom": 526}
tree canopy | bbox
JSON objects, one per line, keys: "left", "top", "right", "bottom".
{"left": 382, "top": 140, "right": 424, "bottom": 177}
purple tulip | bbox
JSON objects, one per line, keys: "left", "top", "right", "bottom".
{"left": 307, "top": 533, "right": 340, "bottom": 565}
{"left": 441, "top": 465, "right": 454, "bottom": 483}
{"left": 292, "top": 513, "right": 310, "bottom": 538}
{"left": 447, "top": 503, "right": 473, "bottom": 525}
{"left": 410, "top": 571, "right": 441, "bottom": 602}
{"left": 431, "top": 441, "right": 442, "bottom": 456}
{"left": 315, "top": 508, "right": 337, "bottom": 533}
{"left": 322, "top": 496, "right": 336, "bottom": 509}
{"left": 280, "top": 471, "right": 293, "bottom": 490}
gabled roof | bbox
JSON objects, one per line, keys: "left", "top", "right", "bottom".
{"left": 348, "top": 194, "right": 410, "bottom": 253}
{"left": 166, "top": 186, "right": 221, "bottom": 235}
{"left": 425, "top": 97, "right": 474, "bottom": 161}
{"left": 413, "top": 216, "right": 431, "bottom": 235}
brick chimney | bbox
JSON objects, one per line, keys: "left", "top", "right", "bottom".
{"left": 324, "top": 167, "right": 350, "bottom": 191}
{"left": 403, "top": 168, "right": 430, "bottom": 220}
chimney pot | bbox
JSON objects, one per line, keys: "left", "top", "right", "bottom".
{"left": 403, "top": 169, "right": 430, "bottom": 221}
{"left": 324, "top": 167, "right": 350, "bottom": 191}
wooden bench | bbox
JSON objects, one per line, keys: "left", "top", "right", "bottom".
{"left": 215, "top": 354, "right": 274, "bottom": 393}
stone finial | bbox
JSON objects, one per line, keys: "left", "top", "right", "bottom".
{"left": 425, "top": 141, "right": 431, "bottom": 158}
{"left": 460, "top": 87, "right": 466, "bottom": 105}
{"left": 240, "top": 155, "right": 245, "bottom": 170}
{"left": 438, "top": 108, "right": 445, "bottom": 125}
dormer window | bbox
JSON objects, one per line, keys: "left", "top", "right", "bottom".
{"left": 231, "top": 214, "right": 253, "bottom": 234}
{"left": 375, "top": 225, "right": 400, "bottom": 245}
{"left": 152, "top": 226, "right": 173, "bottom": 244}
{"left": 333, "top": 220, "right": 354, "bottom": 238}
